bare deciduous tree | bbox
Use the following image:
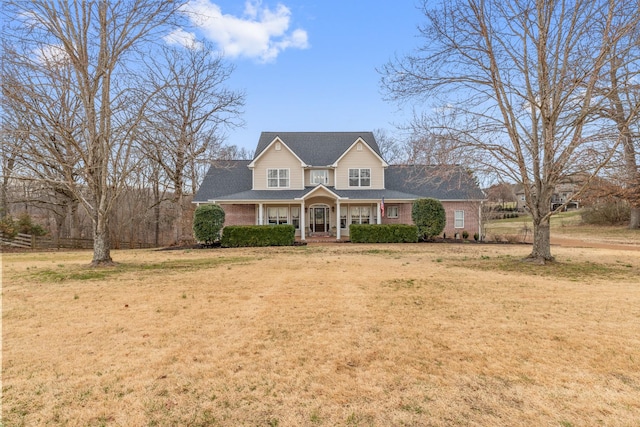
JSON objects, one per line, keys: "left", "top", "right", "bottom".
{"left": 139, "top": 42, "right": 245, "bottom": 243}
{"left": 373, "top": 128, "right": 405, "bottom": 164}
{"left": 601, "top": 46, "right": 640, "bottom": 228}
{"left": 3, "top": 0, "right": 185, "bottom": 264}
{"left": 381, "top": 0, "right": 640, "bottom": 262}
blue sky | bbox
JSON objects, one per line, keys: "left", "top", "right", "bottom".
{"left": 172, "top": 0, "right": 422, "bottom": 152}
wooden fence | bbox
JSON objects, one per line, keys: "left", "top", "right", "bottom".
{"left": 1, "top": 233, "right": 156, "bottom": 250}
{"left": 0, "top": 232, "right": 34, "bottom": 249}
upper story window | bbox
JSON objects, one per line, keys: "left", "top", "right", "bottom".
{"left": 348, "top": 168, "right": 370, "bottom": 187}
{"left": 311, "top": 170, "right": 328, "bottom": 186}
{"left": 267, "top": 168, "right": 289, "bottom": 188}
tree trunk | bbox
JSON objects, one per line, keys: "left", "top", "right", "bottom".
{"left": 526, "top": 190, "right": 555, "bottom": 263}
{"left": 630, "top": 206, "right": 640, "bottom": 229}
{"left": 92, "top": 212, "right": 113, "bottom": 265}
{"left": 528, "top": 218, "right": 553, "bottom": 263}
{"left": 0, "top": 181, "right": 8, "bottom": 219}
{"left": 70, "top": 200, "right": 81, "bottom": 239}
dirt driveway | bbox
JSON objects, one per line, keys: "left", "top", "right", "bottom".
{"left": 551, "top": 237, "right": 640, "bottom": 251}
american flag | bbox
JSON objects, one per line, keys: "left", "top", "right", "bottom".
{"left": 381, "top": 197, "right": 385, "bottom": 218}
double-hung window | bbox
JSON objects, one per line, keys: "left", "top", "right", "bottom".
{"left": 454, "top": 210, "right": 465, "bottom": 228}
{"left": 387, "top": 206, "right": 399, "bottom": 218}
{"left": 291, "top": 207, "right": 300, "bottom": 229}
{"left": 340, "top": 206, "right": 347, "bottom": 229}
{"left": 267, "top": 207, "right": 288, "bottom": 225}
{"left": 267, "top": 169, "right": 289, "bottom": 188}
{"left": 350, "top": 206, "right": 371, "bottom": 224}
{"left": 348, "top": 168, "right": 371, "bottom": 187}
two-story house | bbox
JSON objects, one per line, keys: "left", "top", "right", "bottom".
{"left": 193, "top": 132, "right": 485, "bottom": 240}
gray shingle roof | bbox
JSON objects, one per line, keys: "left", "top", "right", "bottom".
{"left": 193, "top": 160, "right": 252, "bottom": 202}
{"left": 255, "top": 132, "right": 381, "bottom": 166}
{"left": 386, "top": 165, "right": 485, "bottom": 200}
{"left": 193, "top": 135, "right": 485, "bottom": 203}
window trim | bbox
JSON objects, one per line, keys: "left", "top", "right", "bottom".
{"left": 267, "top": 206, "right": 289, "bottom": 225}
{"left": 348, "top": 168, "right": 371, "bottom": 187}
{"left": 454, "top": 210, "right": 465, "bottom": 228}
{"left": 387, "top": 205, "right": 399, "bottom": 218}
{"left": 267, "top": 168, "right": 290, "bottom": 188}
{"left": 350, "top": 205, "right": 372, "bottom": 224}
{"left": 310, "top": 169, "right": 329, "bottom": 186}
{"left": 340, "top": 206, "right": 347, "bottom": 229}
{"left": 291, "top": 206, "right": 300, "bottom": 229}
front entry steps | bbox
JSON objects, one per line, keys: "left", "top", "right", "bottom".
{"left": 300, "top": 234, "right": 345, "bottom": 243}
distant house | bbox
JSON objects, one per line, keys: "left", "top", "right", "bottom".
{"left": 515, "top": 175, "right": 585, "bottom": 212}
{"left": 194, "top": 132, "right": 486, "bottom": 240}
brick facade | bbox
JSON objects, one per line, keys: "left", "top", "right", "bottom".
{"left": 381, "top": 201, "right": 482, "bottom": 237}
{"left": 441, "top": 201, "right": 482, "bottom": 237}
{"left": 221, "top": 204, "right": 255, "bottom": 226}
{"left": 218, "top": 200, "right": 482, "bottom": 239}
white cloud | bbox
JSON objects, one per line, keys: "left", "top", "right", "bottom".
{"left": 163, "top": 28, "right": 204, "bottom": 50}
{"left": 34, "top": 44, "right": 69, "bottom": 66}
{"left": 179, "top": 0, "right": 309, "bottom": 62}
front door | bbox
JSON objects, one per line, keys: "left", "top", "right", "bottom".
{"left": 310, "top": 207, "right": 329, "bottom": 233}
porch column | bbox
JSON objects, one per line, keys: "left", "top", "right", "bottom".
{"left": 258, "top": 203, "right": 263, "bottom": 225}
{"left": 335, "top": 200, "right": 341, "bottom": 240}
{"left": 376, "top": 201, "right": 382, "bottom": 224}
{"left": 300, "top": 201, "right": 306, "bottom": 241}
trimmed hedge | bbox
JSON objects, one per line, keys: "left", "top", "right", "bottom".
{"left": 221, "top": 224, "right": 295, "bottom": 247}
{"left": 349, "top": 224, "right": 419, "bottom": 243}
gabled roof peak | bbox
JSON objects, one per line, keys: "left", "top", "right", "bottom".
{"left": 254, "top": 131, "right": 382, "bottom": 166}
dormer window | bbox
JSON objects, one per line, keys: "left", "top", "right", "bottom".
{"left": 267, "top": 168, "right": 289, "bottom": 188}
{"left": 311, "top": 170, "right": 328, "bottom": 186}
{"left": 349, "top": 168, "right": 370, "bottom": 187}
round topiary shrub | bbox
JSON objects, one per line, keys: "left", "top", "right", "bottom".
{"left": 193, "top": 204, "right": 225, "bottom": 245}
{"left": 411, "top": 198, "right": 446, "bottom": 241}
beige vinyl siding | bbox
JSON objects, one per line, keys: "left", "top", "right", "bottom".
{"left": 253, "top": 143, "right": 304, "bottom": 190}
{"left": 335, "top": 144, "right": 385, "bottom": 189}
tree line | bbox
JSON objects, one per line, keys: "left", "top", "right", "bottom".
{"left": 1, "top": 1, "right": 247, "bottom": 264}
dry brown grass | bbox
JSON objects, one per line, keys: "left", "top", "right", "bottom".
{"left": 2, "top": 243, "right": 640, "bottom": 426}
{"left": 485, "top": 211, "right": 640, "bottom": 247}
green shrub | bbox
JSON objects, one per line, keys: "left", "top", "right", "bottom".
{"left": 462, "top": 230, "right": 469, "bottom": 239}
{"left": 473, "top": 232, "right": 479, "bottom": 241}
{"left": 349, "top": 224, "right": 419, "bottom": 243}
{"left": 16, "top": 212, "right": 47, "bottom": 236}
{"left": 221, "top": 225, "right": 295, "bottom": 247}
{"left": 193, "top": 204, "right": 225, "bottom": 244}
{"left": 0, "top": 216, "right": 17, "bottom": 238}
{"left": 0, "top": 213, "right": 47, "bottom": 238}
{"left": 411, "top": 198, "right": 446, "bottom": 240}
